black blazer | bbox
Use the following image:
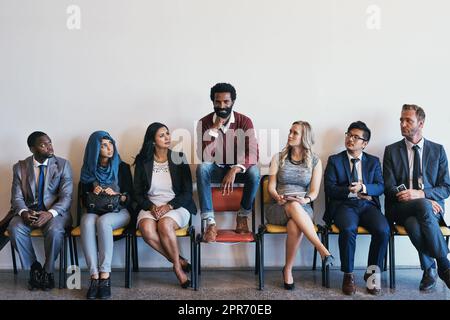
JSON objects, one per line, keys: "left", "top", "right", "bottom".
{"left": 81, "top": 161, "right": 133, "bottom": 209}
{"left": 133, "top": 150, "right": 197, "bottom": 216}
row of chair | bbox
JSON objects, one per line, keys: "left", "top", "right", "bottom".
{"left": 4, "top": 175, "right": 450, "bottom": 291}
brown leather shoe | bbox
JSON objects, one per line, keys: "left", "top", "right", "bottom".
{"left": 235, "top": 216, "right": 250, "bottom": 234}
{"left": 203, "top": 224, "right": 217, "bottom": 242}
{"left": 342, "top": 273, "right": 356, "bottom": 295}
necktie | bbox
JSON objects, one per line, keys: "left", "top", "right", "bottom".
{"left": 351, "top": 158, "right": 360, "bottom": 183}
{"left": 412, "top": 145, "right": 421, "bottom": 190}
{"left": 37, "top": 165, "right": 45, "bottom": 210}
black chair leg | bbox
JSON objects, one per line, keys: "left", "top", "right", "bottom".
{"left": 73, "top": 236, "right": 79, "bottom": 267}
{"left": 59, "top": 238, "right": 65, "bottom": 289}
{"left": 389, "top": 233, "right": 395, "bottom": 289}
{"left": 384, "top": 250, "right": 388, "bottom": 272}
{"left": 68, "top": 235, "right": 75, "bottom": 267}
{"left": 64, "top": 235, "right": 68, "bottom": 287}
{"left": 325, "top": 232, "right": 330, "bottom": 288}
{"left": 190, "top": 233, "right": 195, "bottom": 290}
{"left": 447, "top": 236, "right": 449, "bottom": 246}
{"left": 133, "top": 235, "right": 139, "bottom": 272}
{"left": 10, "top": 242, "right": 18, "bottom": 275}
{"left": 255, "top": 235, "right": 259, "bottom": 275}
{"left": 312, "top": 248, "right": 318, "bottom": 271}
{"left": 259, "top": 234, "right": 264, "bottom": 290}
{"left": 125, "top": 234, "right": 131, "bottom": 288}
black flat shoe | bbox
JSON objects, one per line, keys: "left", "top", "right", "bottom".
{"left": 97, "top": 278, "right": 111, "bottom": 299}
{"left": 282, "top": 267, "right": 294, "bottom": 290}
{"left": 323, "top": 255, "right": 335, "bottom": 267}
{"left": 86, "top": 279, "right": 99, "bottom": 300}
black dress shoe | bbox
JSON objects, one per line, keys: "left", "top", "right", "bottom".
{"left": 86, "top": 279, "right": 99, "bottom": 299}
{"left": 28, "top": 261, "right": 43, "bottom": 291}
{"left": 41, "top": 272, "right": 55, "bottom": 291}
{"left": 282, "top": 267, "right": 295, "bottom": 290}
{"left": 97, "top": 278, "right": 111, "bottom": 299}
{"left": 438, "top": 268, "right": 450, "bottom": 289}
{"left": 419, "top": 267, "right": 437, "bottom": 291}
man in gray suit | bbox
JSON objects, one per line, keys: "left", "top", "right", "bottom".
{"left": 7, "top": 131, "right": 73, "bottom": 290}
{"left": 383, "top": 104, "right": 450, "bottom": 291}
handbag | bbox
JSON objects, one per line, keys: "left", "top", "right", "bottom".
{"left": 85, "top": 192, "right": 122, "bottom": 215}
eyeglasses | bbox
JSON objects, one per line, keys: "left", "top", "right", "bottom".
{"left": 345, "top": 132, "right": 367, "bottom": 141}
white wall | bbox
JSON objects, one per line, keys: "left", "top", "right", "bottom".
{"left": 1, "top": 0, "right": 449, "bottom": 270}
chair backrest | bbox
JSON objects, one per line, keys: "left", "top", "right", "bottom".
{"left": 203, "top": 186, "right": 256, "bottom": 234}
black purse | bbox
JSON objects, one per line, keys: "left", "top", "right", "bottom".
{"left": 85, "top": 192, "right": 122, "bottom": 215}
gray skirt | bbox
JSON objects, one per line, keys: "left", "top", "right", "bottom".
{"left": 265, "top": 201, "right": 313, "bottom": 226}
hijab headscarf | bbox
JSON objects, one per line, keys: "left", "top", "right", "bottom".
{"left": 80, "top": 130, "right": 121, "bottom": 186}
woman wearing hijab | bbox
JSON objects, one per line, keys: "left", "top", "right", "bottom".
{"left": 134, "top": 122, "right": 196, "bottom": 289}
{"left": 80, "top": 131, "right": 132, "bottom": 299}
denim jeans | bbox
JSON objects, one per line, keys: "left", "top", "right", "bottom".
{"left": 196, "top": 162, "right": 260, "bottom": 221}
{"left": 80, "top": 208, "right": 130, "bottom": 276}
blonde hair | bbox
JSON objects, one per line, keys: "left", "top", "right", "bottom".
{"left": 279, "top": 121, "right": 315, "bottom": 169}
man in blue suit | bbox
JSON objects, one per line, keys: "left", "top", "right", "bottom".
{"left": 383, "top": 104, "right": 450, "bottom": 291}
{"left": 324, "top": 121, "right": 390, "bottom": 295}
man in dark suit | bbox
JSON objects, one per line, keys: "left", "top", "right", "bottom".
{"left": 383, "top": 104, "right": 450, "bottom": 291}
{"left": 7, "top": 131, "right": 73, "bottom": 290}
{"left": 325, "top": 121, "right": 390, "bottom": 295}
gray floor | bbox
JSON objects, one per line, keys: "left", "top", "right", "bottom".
{"left": 1, "top": 268, "right": 449, "bottom": 300}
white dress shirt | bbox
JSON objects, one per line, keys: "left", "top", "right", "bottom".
{"left": 347, "top": 152, "right": 367, "bottom": 198}
{"left": 404, "top": 137, "right": 424, "bottom": 189}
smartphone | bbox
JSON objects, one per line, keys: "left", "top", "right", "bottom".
{"left": 395, "top": 184, "right": 407, "bottom": 193}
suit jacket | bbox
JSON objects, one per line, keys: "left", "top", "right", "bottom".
{"left": 324, "top": 151, "right": 384, "bottom": 224}
{"left": 133, "top": 150, "right": 197, "bottom": 216}
{"left": 383, "top": 139, "right": 450, "bottom": 223}
{"left": 11, "top": 155, "right": 73, "bottom": 219}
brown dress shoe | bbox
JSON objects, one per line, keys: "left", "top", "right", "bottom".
{"left": 235, "top": 216, "right": 250, "bottom": 234}
{"left": 342, "top": 273, "right": 356, "bottom": 295}
{"left": 203, "top": 224, "right": 218, "bottom": 242}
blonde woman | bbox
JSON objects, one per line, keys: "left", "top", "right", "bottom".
{"left": 266, "top": 121, "right": 334, "bottom": 290}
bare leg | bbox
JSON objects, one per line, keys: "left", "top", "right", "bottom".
{"left": 283, "top": 219, "right": 304, "bottom": 284}
{"left": 157, "top": 217, "right": 188, "bottom": 285}
{"left": 285, "top": 202, "right": 330, "bottom": 258}
{"left": 139, "top": 219, "right": 170, "bottom": 260}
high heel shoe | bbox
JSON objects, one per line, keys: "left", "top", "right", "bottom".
{"left": 282, "top": 267, "right": 295, "bottom": 290}
{"left": 323, "top": 255, "right": 335, "bottom": 267}
{"left": 180, "top": 279, "right": 191, "bottom": 289}
{"left": 179, "top": 255, "right": 192, "bottom": 273}
{"left": 174, "top": 266, "right": 191, "bottom": 289}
